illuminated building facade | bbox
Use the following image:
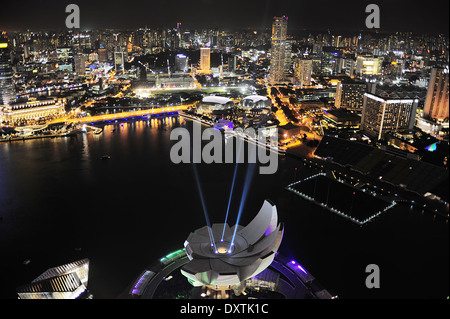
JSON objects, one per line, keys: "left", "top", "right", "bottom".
{"left": 114, "top": 47, "right": 128, "bottom": 74}
{"left": 293, "top": 58, "right": 313, "bottom": 87}
{"left": 74, "top": 53, "right": 88, "bottom": 77}
{"left": 322, "top": 109, "right": 361, "bottom": 130}
{"left": 16, "top": 259, "right": 90, "bottom": 299}
{"left": 335, "top": 78, "right": 367, "bottom": 112}
{"left": 0, "top": 35, "right": 15, "bottom": 106}
{"left": 268, "top": 16, "right": 288, "bottom": 84}
{"left": 356, "top": 55, "right": 382, "bottom": 76}
{"left": 361, "top": 93, "right": 418, "bottom": 140}
{"left": 156, "top": 73, "right": 194, "bottom": 88}
{"left": 98, "top": 48, "right": 108, "bottom": 62}
{"left": 423, "top": 67, "right": 449, "bottom": 121}
{"left": 199, "top": 47, "right": 211, "bottom": 74}
{"left": 175, "top": 54, "right": 188, "bottom": 72}
{"left": 1, "top": 98, "right": 65, "bottom": 124}
{"left": 56, "top": 47, "right": 74, "bottom": 72}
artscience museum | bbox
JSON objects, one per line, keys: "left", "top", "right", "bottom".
{"left": 181, "top": 200, "right": 284, "bottom": 288}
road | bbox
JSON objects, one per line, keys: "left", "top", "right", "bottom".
{"left": 48, "top": 104, "right": 193, "bottom": 125}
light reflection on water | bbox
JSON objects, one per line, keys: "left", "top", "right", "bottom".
{"left": 0, "top": 116, "right": 448, "bottom": 299}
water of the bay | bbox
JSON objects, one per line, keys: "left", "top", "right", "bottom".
{"left": 0, "top": 116, "right": 448, "bottom": 299}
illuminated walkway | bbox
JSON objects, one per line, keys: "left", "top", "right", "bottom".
{"left": 125, "top": 248, "right": 336, "bottom": 299}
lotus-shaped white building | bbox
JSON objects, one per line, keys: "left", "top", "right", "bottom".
{"left": 181, "top": 200, "right": 284, "bottom": 287}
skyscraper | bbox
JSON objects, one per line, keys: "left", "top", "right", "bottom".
{"left": 335, "top": 78, "right": 367, "bottom": 112}
{"left": 199, "top": 47, "right": 211, "bottom": 74}
{"left": 423, "top": 68, "right": 449, "bottom": 121}
{"left": 74, "top": 53, "right": 88, "bottom": 77}
{"left": 293, "top": 58, "right": 313, "bottom": 87}
{"left": 98, "top": 48, "right": 108, "bottom": 63}
{"left": 228, "top": 55, "right": 237, "bottom": 72}
{"left": 269, "top": 16, "right": 288, "bottom": 84}
{"left": 284, "top": 39, "right": 293, "bottom": 76}
{"left": 361, "top": 93, "right": 418, "bottom": 140}
{"left": 0, "top": 34, "right": 15, "bottom": 106}
{"left": 175, "top": 54, "right": 188, "bottom": 72}
{"left": 114, "top": 47, "right": 128, "bottom": 74}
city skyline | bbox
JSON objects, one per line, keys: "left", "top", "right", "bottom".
{"left": 1, "top": 0, "right": 449, "bottom": 34}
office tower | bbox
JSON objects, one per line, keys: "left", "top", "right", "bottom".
{"left": 361, "top": 93, "right": 418, "bottom": 140}
{"left": 284, "top": 39, "right": 293, "bottom": 75}
{"left": 228, "top": 55, "right": 237, "bottom": 72}
{"left": 423, "top": 68, "right": 449, "bottom": 121}
{"left": 335, "top": 78, "right": 367, "bottom": 112}
{"left": 356, "top": 55, "right": 382, "bottom": 76}
{"left": 0, "top": 35, "right": 15, "bottom": 106}
{"left": 114, "top": 47, "right": 128, "bottom": 74}
{"left": 175, "top": 54, "right": 188, "bottom": 72}
{"left": 269, "top": 16, "right": 288, "bottom": 84}
{"left": 98, "top": 48, "right": 108, "bottom": 62}
{"left": 74, "top": 53, "right": 87, "bottom": 77}
{"left": 199, "top": 47, "right": 211, "bottom": 73}
{"left": 177, "top": 22, "right": 182, "bottom": 39}
{"left": 293, "top": 58, "right": 313, "bottom": 87}
{"left": 320, "top": 52, "right": 337, "bottom": 75}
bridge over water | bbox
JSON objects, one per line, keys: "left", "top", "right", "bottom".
{"left": 49, "top": 104, "right": 193, "bottom": 125}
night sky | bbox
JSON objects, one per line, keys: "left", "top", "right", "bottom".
{"left": 0, "top": 0, "right": 448, "bottom": 34}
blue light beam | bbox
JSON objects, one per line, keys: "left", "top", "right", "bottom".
{"left": 192, "top": 163, "right": 217, "bottom": 252}
{"left": 220, "top": 140, "right": 244, "bottom": 242}
{"left": 221, "top": 162, "right": 239, "bottom": 242}
{"left": 229, "top": 163, "right": 257, "bottom": 251}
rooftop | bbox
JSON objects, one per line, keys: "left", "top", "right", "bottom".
{"left": 202, "top": 95, "right": 233, "bottom": 104}
{"left": 242, "top": 95, "right": 269, "bottom": 103}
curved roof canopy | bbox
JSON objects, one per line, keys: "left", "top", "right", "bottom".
{"left": 242, "top": 95, "right": 269, "bottom": 103}
{"left": 181, "top": 200, "right": 284, "bottom": 287}
{"left": 202, "top": 95, "right": 233, "bottom": 105}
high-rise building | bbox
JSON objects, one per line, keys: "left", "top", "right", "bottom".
{"left": 320, "top": 52, "right": 338, "bottom": 75}
{"left": 98, "top": 48, "right": 108, "bottom": 63}
{"left": 335, "top": 78, "right": 367, "bottom": 112}
{"left": 175, "top": 54, "right": 188, "bottom": 72}
{"left": 284, "top": 39, "right": 293, "bottom": 76}
{"left": 361, "top": 93, "right": 418, "bottom": 140}
{"left": 199, "top": 47, "right": 211, "bottom": 74}
{"left": 228, "top": 55, "right": 237, "bottom": 72}
{"left": 293, "top": 58, "right": 313, "bottom": 87}
{"left": 423, "top": 68, "right": 449, "bottom": 121}
{"left": 344, "top": 58, "right": 356, "bottom": 77}
{"left": 114, "top": 47, "right": 128, "bottom": 74}
{"left": 0, "top": 35, "right": 15, "bottom": 106}
{"left": 74, "top": 53, "right": 88, "bottom": 77}
{"left": 269, "top": 16, "right": 288, "bottom": 84}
